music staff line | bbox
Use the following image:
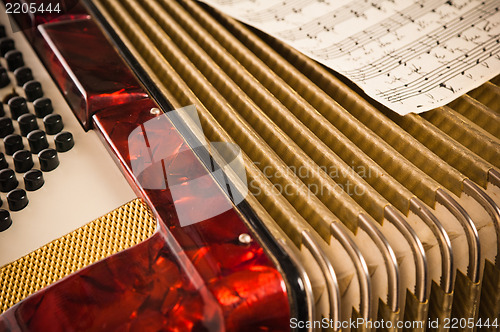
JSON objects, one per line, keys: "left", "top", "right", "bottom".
{"left": 343, "top": 0, "right": 498, "bottom": 76}
{"left": 344, "top": 0, "right": 498, "bottom": 80}
{"left": 275, "top": 0, "right": 385, "bottom": 41}
{"left": 204, "top": 0, "right": 500, "bottom": 114}
{"left": 213, "top": 0, "right": 253, "bottom": 6}
{"left": 382, "top": 41, "right": 500, "bottom": 101}
{"left": 309, "top": 0, "right": 446, "bottom": 59}
{"left": 238, "top": 0, "right": 310, "bottom": 23}
{"left": 377, "top": 36, "right": 500, "bottom": 102}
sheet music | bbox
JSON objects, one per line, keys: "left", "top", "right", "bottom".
{"left": 200, "top": 0, "right": 500, "bottom": 115}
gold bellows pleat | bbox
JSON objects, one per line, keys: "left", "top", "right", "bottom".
{"left": 91, "top": 0, "right": 500, "bottom": 328}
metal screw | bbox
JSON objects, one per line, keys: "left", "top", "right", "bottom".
{"left": 238, "top": 233, "right": 252, "bottom": 244}
{"left": 150, "top": 107, "right": 162, "bottom": 115}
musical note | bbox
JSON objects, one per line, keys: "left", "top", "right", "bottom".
{"left": 202, "top": 0, "right": 500, "bottom": 115}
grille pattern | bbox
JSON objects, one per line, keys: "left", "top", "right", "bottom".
{"left": 91, "top": 0, "right": 500, "bottom": 327}
{"left": 0, "top": 199, "right": 156, "bottom": 313}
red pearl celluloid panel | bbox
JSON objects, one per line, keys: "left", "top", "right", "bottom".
{"left": 93, "top": 99, "right": 291, "bottom": 331}
{"left": 36, "top": 17, "right": 147, "bottom": 129}
{"left": 3, "top": 0, "right": 88, "bottom": 42}
{"left": 0, "top": 232, "right": 226, "bottom": 332}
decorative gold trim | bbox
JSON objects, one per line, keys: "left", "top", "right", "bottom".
{"left": 0, "top": 199, "right": 157, "bottom": 313}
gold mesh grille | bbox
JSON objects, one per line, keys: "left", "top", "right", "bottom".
{"left": 0, "top": 199, "right": 157, "bottom": 313}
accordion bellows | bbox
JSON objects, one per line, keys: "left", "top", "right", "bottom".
{"left": 91, "top": 0, "right": 500, "bottom": 329}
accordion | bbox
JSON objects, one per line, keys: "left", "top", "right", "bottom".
{"left": 0, "top": 0, "right": 499, "bottom": 331}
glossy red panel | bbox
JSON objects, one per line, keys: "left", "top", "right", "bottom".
{"left": 4, "top": 0, "right": 89, "bottom": 42}
{"left": 0, "top": 232, "right": 226, "bottom": 332}
{"left": 36, "top": 18, "right": 147, "bottom": 129}
{"left": 93, "top": 99, "right": 290, "bottom": 331}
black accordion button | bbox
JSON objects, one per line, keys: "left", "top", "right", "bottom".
{"left": 43, "top": 114, "right": 63, "bottom": 135}
{"left": 0, "top": 117, "right": 14, "bottom": 138}
{"left": 18, "top": 113, "right": 39, "bottom": 136}
{"left": 5, "top": 50, "right": 24, "bottom": 71}
{"left": 0, "top": 38, "right": 14, "bottom": 57}
{"left": 24, "top": 80, "right": 43, "bottom": 102}
{"left": 4, "top": 134, "right": 24, "bottom": 155}
{"left": 38, "top": 148, "right": 59, "bottom": 172}
{"left": 27, "top": 129, "right": 49, "bottom": 154}
{"left": 0, "top": 68, "right": 10, "bottom": 88}
{"left": 8, "top": 96, "right": 29, "bottom": 120}
{"left": 7, "top": 188, "right": 28, "bottom": 211}
{"left": 0, "top": 152, "right": 8, "bottom": 170}
{"left": 13, "top": 150, "right": 33, "bottom": 173}
{"left": 14, "top": 66, "right": 33, "bottom": 87}
{"left": 0, "top": 209, "right": 12, "bottom": 232}
{"left": 0, "top": 168, "right": 18, "bottom": 192}
{"left": 24, "top": 169, "right": 44, "bottom": 191}
{"left": 54, "top": 131, "right": 74, "bottom": 152}
{"left": 33, "top": 97, "right": 53, "bottom": 118}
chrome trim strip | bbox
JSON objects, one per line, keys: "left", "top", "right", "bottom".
{"left": 329, "top": 222, "right": 371, "bottom": 321}
{"left": 278, "top": 237, "right": 315, "bottom": 331}
{"left": 489, "top": 169, "right": 500, "bottom": 188}
{"left": 464, "top": 179, "right": 500, "bottom": 269}
{"left": 358, "top": 213, "right": 400, "bottom": 312}
{"left": 410, "top": 198, "right": 454, "bottom": 294}
{"left": 436, "top": 189, "right": 481, "bottom": 283}
{"left": 302, "top": 230, "right": 340, "bottom": 328}
{"left": 385, "top": 205, "right": 428, "bottom": 302}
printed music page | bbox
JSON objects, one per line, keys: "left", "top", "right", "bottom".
{"left": 200, "top": 0, "right": 500, "bottom": 115}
